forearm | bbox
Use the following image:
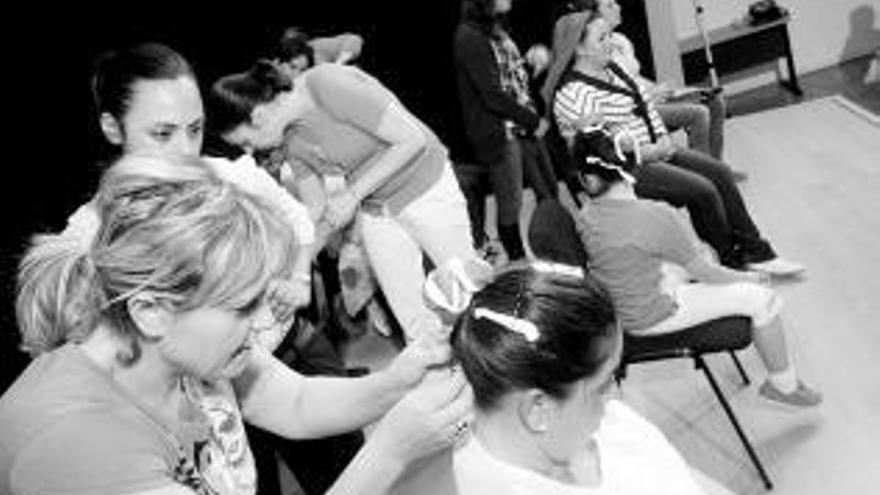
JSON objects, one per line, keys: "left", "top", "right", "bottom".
{"left": 324, "top": 436, "right": 406, "bottom": 495}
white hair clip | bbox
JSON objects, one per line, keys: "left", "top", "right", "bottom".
{"left": 532, "top": 260, "right": 584, "bottom": 278}
{"left": 473, "top": 308, "right": 541, "bottom": 343}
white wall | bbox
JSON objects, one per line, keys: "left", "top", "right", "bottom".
{"left": 666, "top": 0, "right": 880, "bottom": 93}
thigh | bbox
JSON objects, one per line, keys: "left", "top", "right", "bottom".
{"left": 642, "top": 282, "right": 774, "bottom": 335}
{"left": 669, "top": 148, "right": 733, "bottom": 184}
{"left": 656, "top": 102, "right": 708, "bottom": 130}
{"left": 633, "top": 161, "right": 716, "bottom": 208}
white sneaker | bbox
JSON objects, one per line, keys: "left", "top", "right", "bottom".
{"left": 746, "top": 257, "right": 806, "bottom": 277}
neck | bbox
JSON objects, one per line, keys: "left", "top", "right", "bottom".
{"left": 602, "top": 180, "right": 637, "bottom": 201}
{"left": 573, "top": 57, "right": 607, "bottom": 79}
{"left": 475, "top": 409, "right": 575, "bottom": 483}
{"left": 80, "top": 324, "right": 182, "bottom": 410}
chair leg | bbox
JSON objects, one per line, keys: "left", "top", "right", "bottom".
{"left": 728, "top": 350, "right": 750, "bottom": 386}
{"left": 695, "top": 355, "right": 773, "bottom": 490}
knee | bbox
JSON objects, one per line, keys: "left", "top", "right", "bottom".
{"left": 733, "top": 283, "right": 783, "bottom": 326}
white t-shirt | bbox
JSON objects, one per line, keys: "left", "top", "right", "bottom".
{"left": 453, "top": 400, "right": 705, "bottom": 495}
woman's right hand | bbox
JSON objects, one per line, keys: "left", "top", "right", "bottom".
{"left": 367, "top": 365, "right": 474, "bottom": 467}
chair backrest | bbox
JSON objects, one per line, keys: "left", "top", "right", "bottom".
{"left": 527, "top": 199, "right": 588, "bottom": 268}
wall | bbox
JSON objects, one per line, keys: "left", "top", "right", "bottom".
{"left": 668, "top": 0, "right": 880, "bottom": 93}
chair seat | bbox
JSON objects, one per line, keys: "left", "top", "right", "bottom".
{"left": 624, "top": 316, "right": 752, "bottom": 361}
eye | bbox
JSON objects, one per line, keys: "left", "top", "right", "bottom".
{"left": 235, "top": 295, "right": 263, "bottom": 316}
{"left": 188, "top": 121, "right": 204, "bottom": 139}
{"left": 150, "top": 129, "right": 174, "bottom": 142}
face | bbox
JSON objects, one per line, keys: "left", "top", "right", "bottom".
{"left": 597, "top": 0, "right": 622, "bottom": 29}
{"left": 494, "top": 0, "right": 512, "bottom": 15}
{"left": 278, "top": 55, "right": 311, "bottom": 81}
{"left": 158, "top": 295, "right": 271, "bottom": 380}
{"left": 538, "top": 330, "right": 622, "bottom": 464}
{"left": 222, "top": 96, "right": 290, "bottom": 153}
{"left": 578, "top": 17, "right": 614, "bottom": 67}
{"left": 113, "top": 76, "right": 204, "bottom": 158}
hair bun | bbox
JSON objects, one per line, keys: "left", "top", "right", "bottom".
{"left": 250, "top": 59, "right": 291, "bottom": 92}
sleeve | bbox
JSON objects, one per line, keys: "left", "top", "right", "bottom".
{"left": 204, "top": 155, "right": 315, "bottom": 245}
{"left": 305, "top": 65, "right": 392, "bottom": 135}
{"left": 11, "top": 413, "right": 182, "bottom": 494}
{"left": 453, "top": 25, "right": 541, "bottom": 132}
{"left": 643, "top": 202, "right": 701, "bottom": 267}
{"left": 310, "top": 33, "right": 364, "bottom": 64}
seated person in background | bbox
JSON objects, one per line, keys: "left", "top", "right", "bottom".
{"left": 570, "top": 128, "right": 821, "bottom": 407}
{"left": 450, "top": 262, "right": 710, "bottom": 494}
{"left": 572, "top": 0, "right": 735, "bottom": 169}
{"left": 0, "top": 154, "right": 474, "bottom": 495}
{"left": 544, "top": 11, "right": 803, "bottom": 276}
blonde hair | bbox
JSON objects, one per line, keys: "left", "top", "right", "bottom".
{"left": 16, "top": 154, "right": 298, "bottom": 360}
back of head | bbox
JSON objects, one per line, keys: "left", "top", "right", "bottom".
{"left": 91, "top": 42, "right": 194, "bottom": 122}
{"left": 452, "top": 262, "right": 618, "bottom": 411}
{"left": 206, "top": 60, "right": 292, "bottom": 140}
{"left": 541, "top": 9, "right": 599, "bottom": 109}
{"left": 273, "top": 26, "right": 315, "bottom": 67}
{"left": 571, "top": 128, "right": 637, "bottom": 197}
{"left": 16, "top": 154, "right": 297, "bottom": 359}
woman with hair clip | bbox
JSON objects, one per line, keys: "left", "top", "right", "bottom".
{"left": 70, "top": 41, "right": 363, "bottom": 495}
{"left": 208, "top": 60, "right": 485, "bottom": 343}
{"left": 543, "top": 11, "right": 803, "bottom": 276}
{"left": 569, "top": 127, "right": 821, "bottom": 408}
{"left": 448, "top": 262, "right": 717, "bottom": 494}
{"left": 454, "top": 0, "right": 560, "bottom": 260}
{"left": 0, "top": 154, "right": 474, "bottom": 495}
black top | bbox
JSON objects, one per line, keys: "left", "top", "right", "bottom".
{"left": 453, "top": 21, "right": 541, "bottom": 165}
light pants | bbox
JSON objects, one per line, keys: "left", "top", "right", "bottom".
{"left": 642, "top": 280, "right": 783, "bottom": 335}
{"left": 360, "top": 162, "right": 476, "bottom": 340}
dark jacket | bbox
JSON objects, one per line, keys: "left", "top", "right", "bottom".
{"left": 453, "top": 20, "right": 541, "bottom": 165}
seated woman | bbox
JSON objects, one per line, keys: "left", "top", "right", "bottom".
{"left": 570, "top": 128, "right": 821, "bottom": 407}
{"left": 0, "top": 154, "right": 473, "bottom": 495}
{"left": 450, "top": 262, "right": 709, "bottom": 493}
{"left": 543, "top": 11, "right": 802, "bottom": 275}
{"left": 208, "top": 61, "right": 480, "bottom": 342}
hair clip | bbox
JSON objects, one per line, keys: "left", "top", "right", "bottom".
{"left": 473, "top": 308, "right": 540, "bottom": 343}
{"left": 532, "top": 260, "right": 584, "bottom": 278}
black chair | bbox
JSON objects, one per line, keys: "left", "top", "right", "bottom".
{"left": 527, "top": 199, "right": 773, "bottom": 490}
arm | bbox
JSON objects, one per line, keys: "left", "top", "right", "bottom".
{"left": 311, "top": 33, "right": 364, "bottom": 65}
{"left": 234, "top": 337, "right": 449, "bottom": 439}
{"left": 454, "top": 25, "right": 541, "bottom": 131}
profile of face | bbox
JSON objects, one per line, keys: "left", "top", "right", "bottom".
{"left": 597, "top": 0, "right": 622, "bottom": 29}
{"left": 577, "top": 17, "right": 614, "bottom": 67}
{"left": 533, "top": 331, "right": 621, "bottom": 464}
{"left": 493, "top": 0, "right": 513, "bottom": 15}
{"left": 222, "top": 95, "right": 291, "bottom": 153}
{"left": 101, "top": 76, "right": 204, "bottom": 159}
{"left": 278, "top": 54, "right": 311, "bottom": 82}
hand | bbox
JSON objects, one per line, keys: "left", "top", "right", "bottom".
{"left": 648, "top": 81, "right": 674, "bottom": 102}
{"left": 749, "top": 271, "right": 772, "bottom": 286}
{"left": 266, "top": 277, "right": 310, "bottom": 324}
{"left": 575, "top": 113, "right": 604, "bottom": 132}
{"left": 369, "top": 365, "right": 474, "bottom": 466}
{"left": 384, "top": 335, "right": 452, "bottom": 391}
{"left": 525, "top": 44, "right": 551, "bottom": 76}
{"left": 534, "top": 118, "right": 550, "bottom": 138}
{"left": 323, "top": 189, "right": 360, "bottom": 231}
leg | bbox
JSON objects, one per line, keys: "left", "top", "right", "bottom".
{"left": 669, "top": 148, "right": 776, "bottom": 263}
{"left": 656, "top": 102, "right": 712, "bottom": 157}
{"left": 544, "top": 125, "right": 584, "bottom": 206}
{"left": 704, "top": 92, "right": 726, "bottom": 160}
{"left": 633, "top": 162, "right": 738, "bottom": 266}
{"left": 360, "top": 212, "right": 442, "bottom": 341}
{"left": 453, "top": 162, "right": 489, "bottom": 249}
{"left": 518, "top": 135, "right": 559, "bottom": 201}
{"left": 491, "top": 138, "right": 526, "bottom": 260}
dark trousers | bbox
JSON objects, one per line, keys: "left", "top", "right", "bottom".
{"left": 634, "top": 148, "right": 774, "bottom": 266}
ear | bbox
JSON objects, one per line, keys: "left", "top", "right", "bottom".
{"left": 99, "top": 112, "right": 124, "bottom": 145}
{"left": 577, "top": 172, "right": 602, "bottom": 196}
{"left": 126, "top": 292, "right": 175, "bottom": 340}
{"left": 518, "top": 389, "right": 556, "bottom": 433}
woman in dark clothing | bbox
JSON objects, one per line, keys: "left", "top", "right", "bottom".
{"left": 454, "top": 0, "right": 558, "bottom": 261}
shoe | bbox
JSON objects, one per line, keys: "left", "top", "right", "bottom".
{"left": 746, "top": 257, "right": 806, "bottom": 277}
{"left": 730, "top": 168, "right": 748, "bottom": 183}
{"left": 759, "top": 380, "right": 823, "bottom": 408}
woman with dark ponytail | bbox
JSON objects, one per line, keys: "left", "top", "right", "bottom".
{"left": 209, "top": 60, "right": 485, "bottom": 344}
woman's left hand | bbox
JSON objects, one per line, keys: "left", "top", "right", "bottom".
{"left": 324, "top": 189, "right": 360, "bottom": 230}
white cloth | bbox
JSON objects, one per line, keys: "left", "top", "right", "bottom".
{"left": 454, "top": 400, "right": 705, "bottom": 495}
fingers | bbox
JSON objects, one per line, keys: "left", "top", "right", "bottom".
{"left": 414, "top": 366, "right": 471, "bottom": 411}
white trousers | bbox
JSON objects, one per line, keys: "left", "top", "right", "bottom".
{"left": 642, "top": 280, "right": 783, "bottom": 335}
{"left": 360, "top": 162, "right": 476, "bottom": 340}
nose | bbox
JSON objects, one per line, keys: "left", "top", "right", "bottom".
{"left": 169, "top": 133, "right": 200, "bottom": 158}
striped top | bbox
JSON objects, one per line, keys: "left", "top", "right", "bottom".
{"left": 553, "top": 68, "right": 667, "bottom": 146}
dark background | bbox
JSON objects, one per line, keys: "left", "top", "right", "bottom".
{"left": 1, "top": 0, "right": 652, "bottom": 392}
